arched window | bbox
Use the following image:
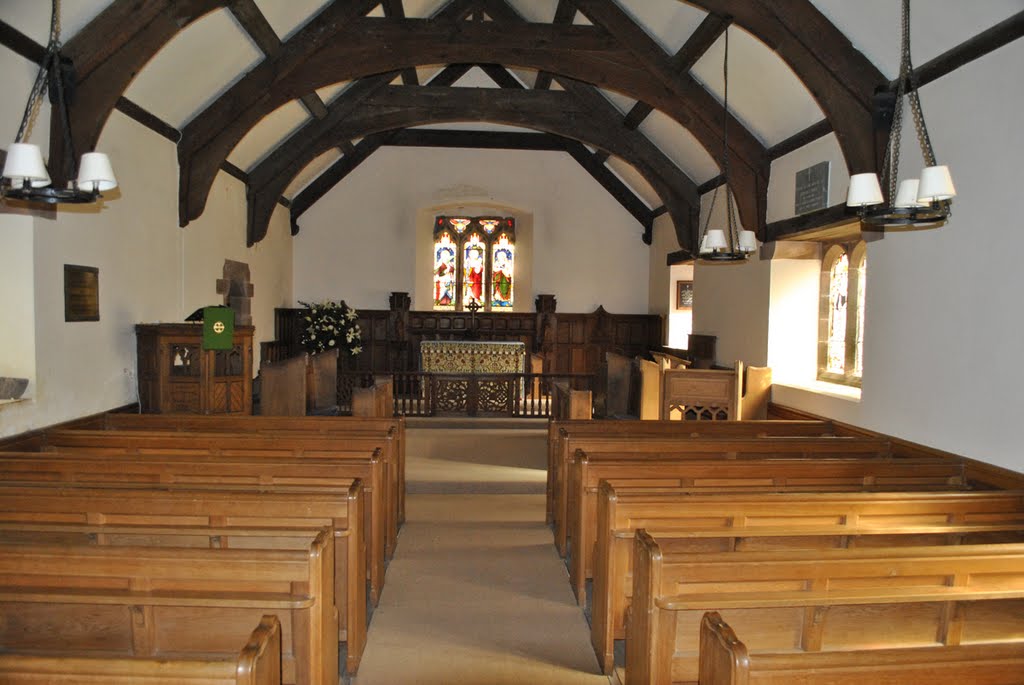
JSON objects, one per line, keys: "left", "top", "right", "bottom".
{"left": 432, "top": 216, "right": 516, "bottom": 312}
{"left": 818, "top": 241, "right": 867, "bottom": 386}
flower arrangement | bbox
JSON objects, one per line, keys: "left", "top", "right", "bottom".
{"left": 298, "top": 300, "right": 362, "bottom": 356}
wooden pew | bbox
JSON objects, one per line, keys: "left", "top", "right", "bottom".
{"left": 0, "top": 484, "right": 366, "bottom": 673}
{"left": 568, "top": 451, "right": 965, "bottom": 606}
{"left": 259, "top": 355, "right": 307, "bottom": 416}
{"left": 0, "top": 614, "right": 282, "bottom": 685}
{"left": 546, "top": 419, "right": 835, "bottom": 533}
{"left": 553, "top": 432, "right": 889, "bottom": 556}
{"left": 699, "top": 611, "right": 1024, "bottom": 685}
{"left": 0, "top": 448, "right": 388, "bottom": 608}
{"left": 94, "top": 413, "right": 407, "bottom": 525}
{"left": 0, "top": 532, "right": 337, "bottom": 685}
{"left": 591, "top": 485, "right": 1024, "bottom": 674}
{"left": 625, "top": 534, "right": 1024, "bottom": 685}
{"left": 38, "top": 427, "right": 400, "bottom": 565}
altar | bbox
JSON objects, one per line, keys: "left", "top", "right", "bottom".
{"left": 420, "top": 340, "right": 526, "bottom": 375}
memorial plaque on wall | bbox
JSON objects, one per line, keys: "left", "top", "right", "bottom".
{"left": 794, "top": 161, "right": 830, "bottom": 215}
{"left": 64, "top": 264, "right": 99, "bottom": 321}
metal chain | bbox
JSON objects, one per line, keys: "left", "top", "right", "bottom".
{"left": 882, "top": 0, "right": 938, "bottom": 204}
{"left": 14, "top": 0, "right": 62, "bottom": 143}
{"left": 698, "top": 26, "right": 740, "bottom": 251}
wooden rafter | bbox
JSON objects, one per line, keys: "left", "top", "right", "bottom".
{"left": 382, "top": 0, "right": 421, "bottom": 86}
{"left": 534, "top": 0, "right": 576, "bottom": 91}
{"left": 676, "top": 0, "right": 884, "bottom": 177}
{"left": 227, "top": 0, "right": 328, "bottom": 119}
{"left": 246, "top": 85, "right": 695, "bottom": 247}
{"left": 175, "top": 14, "right": 754, "bottom": 230}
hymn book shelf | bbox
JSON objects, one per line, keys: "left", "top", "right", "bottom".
{"left": 136, "top": 323, "right": 253, "bottom": 415}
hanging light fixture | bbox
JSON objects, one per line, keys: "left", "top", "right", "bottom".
{"left": 846, "top": 0, "right": 954, "bottom": 227}
{"left": 1, "top": 0, "right": 117, "bottom": 205}
{"left": 698, "top": 26, "right": 757, "bottom": 262}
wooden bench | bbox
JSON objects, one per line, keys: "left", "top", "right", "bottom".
{"left": 699, "top": 611, "right": 1024, "bottom": 685}
{"left": 0, "top": 531, "right": 337, "bottom": 685}
{"left": 37, "top": 427, "right": 399, "bottom": 566}
{"left": 0, "top": 483, "right": 366, "bottom": 673}
{"left": 591, "top": 485, "right": 1024, "bottom": 674}
{"left": 0, "top": 448, "right": 387, "bottom": 608}
{"left": 568, "top": 452, "right": 966, "bottom": 607}
{"left": 0, "top": 614, "right": 281, "bottom": 684}
{"left": 555, "top": 433, "right": 892, "bottom": 556}
{"left": 546, "top": 420, "right": 835, "bottom": 533}
{"left": 626, "top": 534, "right": 1024, "bottom": 685}
{"left": 98, "top": 413, "right": 407, "bottom": 524}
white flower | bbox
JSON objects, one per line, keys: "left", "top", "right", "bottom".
{"left": 351, "top": 345, "right": 362, "bottom": 355}
{"left": 329, "top": 339, "right": 336, "bottom": 347}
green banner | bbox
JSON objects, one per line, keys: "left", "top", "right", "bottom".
{"left": 202, "top": 307, "right": 235, "bottom": 350}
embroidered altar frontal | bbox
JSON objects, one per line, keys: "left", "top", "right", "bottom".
{"left": 420, "top": 340, "right": 526, "bottom": 374}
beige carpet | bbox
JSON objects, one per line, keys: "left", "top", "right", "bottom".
{"left": 352, "top": 424, "right": 607, "bottom": 684}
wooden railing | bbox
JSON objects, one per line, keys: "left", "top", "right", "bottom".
{"left": 338, "top": 372, "right": 593, "bottom": 418}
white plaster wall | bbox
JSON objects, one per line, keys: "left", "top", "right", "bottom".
{"left": 758, "top": 43, "right": 1024, "bottom": 473}
{"left": 0, "top": 106, "right": 292, "bottom": 437}
{"left": 0, "top": 216, "right": 35, "bottom": 396}
{"left": 691, "top": 188, "right": 771, "bottom": 367}
{"left": 667, "top": 262, "right": 694, "bottom": 350}
{"left": 647, "top": 214, "right": 676, "bottom": 323}
{"left": 293, "top": 146, "right": 650, "bottom": 315}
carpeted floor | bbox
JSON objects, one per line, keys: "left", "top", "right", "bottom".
{"left": 352, "top": 422, "right": 608, "bottom": 684}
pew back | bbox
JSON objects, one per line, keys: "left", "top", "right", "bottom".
{"left": 626, "top": 534, "right": 1024, "bottom": 685}
{"left": 590, "top": 484, "right": 1024, "bottom": 673}
{"left": 0, "top": 532, "right": 336, "bottom": 685}
{"left": 0, "top": 615, "right": 282, "bottom": 685}
{"left": 699, "top": 612, "right": 1024, "bottom": 685}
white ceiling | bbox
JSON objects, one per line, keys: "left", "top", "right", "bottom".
{"left": 3, "top": 0, "right": 1018, "bottom": 211}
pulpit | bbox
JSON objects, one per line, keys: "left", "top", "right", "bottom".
{"left": 136, "top": 323, "right": 253, "bottom": 414}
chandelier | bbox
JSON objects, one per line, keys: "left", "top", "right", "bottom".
{"left": 697, "top": 26, "right": 757, "bottom": 262}
{"left": 846, "top": 0, "right": 955, "bottom": 227}
{"left": 1, "top": 0, "right": 117, "bottom": 205}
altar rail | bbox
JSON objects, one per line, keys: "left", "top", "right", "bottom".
{"left": 338, "top": 372, "right": 593, "bottom": 418}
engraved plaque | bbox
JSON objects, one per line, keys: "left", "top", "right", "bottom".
{"left": 795, "top": 161, "right": 831, "bottom": 215}
{"left": 64, "top": 265, "right": 99, "bottom": 322}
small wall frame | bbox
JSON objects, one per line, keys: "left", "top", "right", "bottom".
{"left": 676, "top": 280, "right": 693, "bottom": 310}
{"left": 64, "top": 264, "right": 99, "bottom": 322}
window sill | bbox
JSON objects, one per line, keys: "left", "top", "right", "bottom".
{"left": 775, "top": 381, "right": 861, "bottom": 402}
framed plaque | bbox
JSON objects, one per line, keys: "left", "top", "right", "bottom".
{"left": 64, "top": 264, "right": 99, "bottom": 322}
{"left": 676, "top": 280, "right": 693, "bottom": 310}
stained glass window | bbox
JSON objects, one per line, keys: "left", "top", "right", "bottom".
{"left": 433, "top": 216, "right": 516, "bottom": 312}
{"left": 491, "top": 233, "right": 515, "bottom": 309}
{"left": 462, "top": 232, "right": 487, "bottom": 308}
{"left": 433, "top": 232, "right": 457, "bottom": 310}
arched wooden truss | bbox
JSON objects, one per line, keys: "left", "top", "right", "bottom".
{"left": 47, "top": 0, "right": 885, "bottom": 252}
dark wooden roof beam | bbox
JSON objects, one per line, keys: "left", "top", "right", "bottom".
{"left": 534, "top": 0, "right": 577, "bottom": 91}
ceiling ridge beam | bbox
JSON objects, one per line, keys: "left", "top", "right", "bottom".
{"left": 386, "top": 129, "right": 568, "bottom": 150}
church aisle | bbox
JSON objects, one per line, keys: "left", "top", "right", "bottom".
{"left": 352, "top": 425, "right": 608, "bottom": 684}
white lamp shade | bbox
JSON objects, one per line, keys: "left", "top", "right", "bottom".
{"left": 77, "top": 152, "right": 117, "bottom": 191}
{"left": 698, "top": 233, "right": 710, "bottom": 254}
{"left": 2, "top": 142, "right": 51, "bottom": 188}
{"left": 846, "top": 172, "right": 884, "bottom": 207}
{"left": 705, "top": 229, "right": 727, "bottom": 251}
{"left": 894, "top": 179, "right": 928, "bottom": 208}
{"left": 917, "top": 165, "right": 955, "bottom": 202}
{"left": 738, "top": 230, "right": 757, "bottom": 253}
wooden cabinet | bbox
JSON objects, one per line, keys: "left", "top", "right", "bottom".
{"left": 136, "top": 323, "right": 253, "bottom": 415}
